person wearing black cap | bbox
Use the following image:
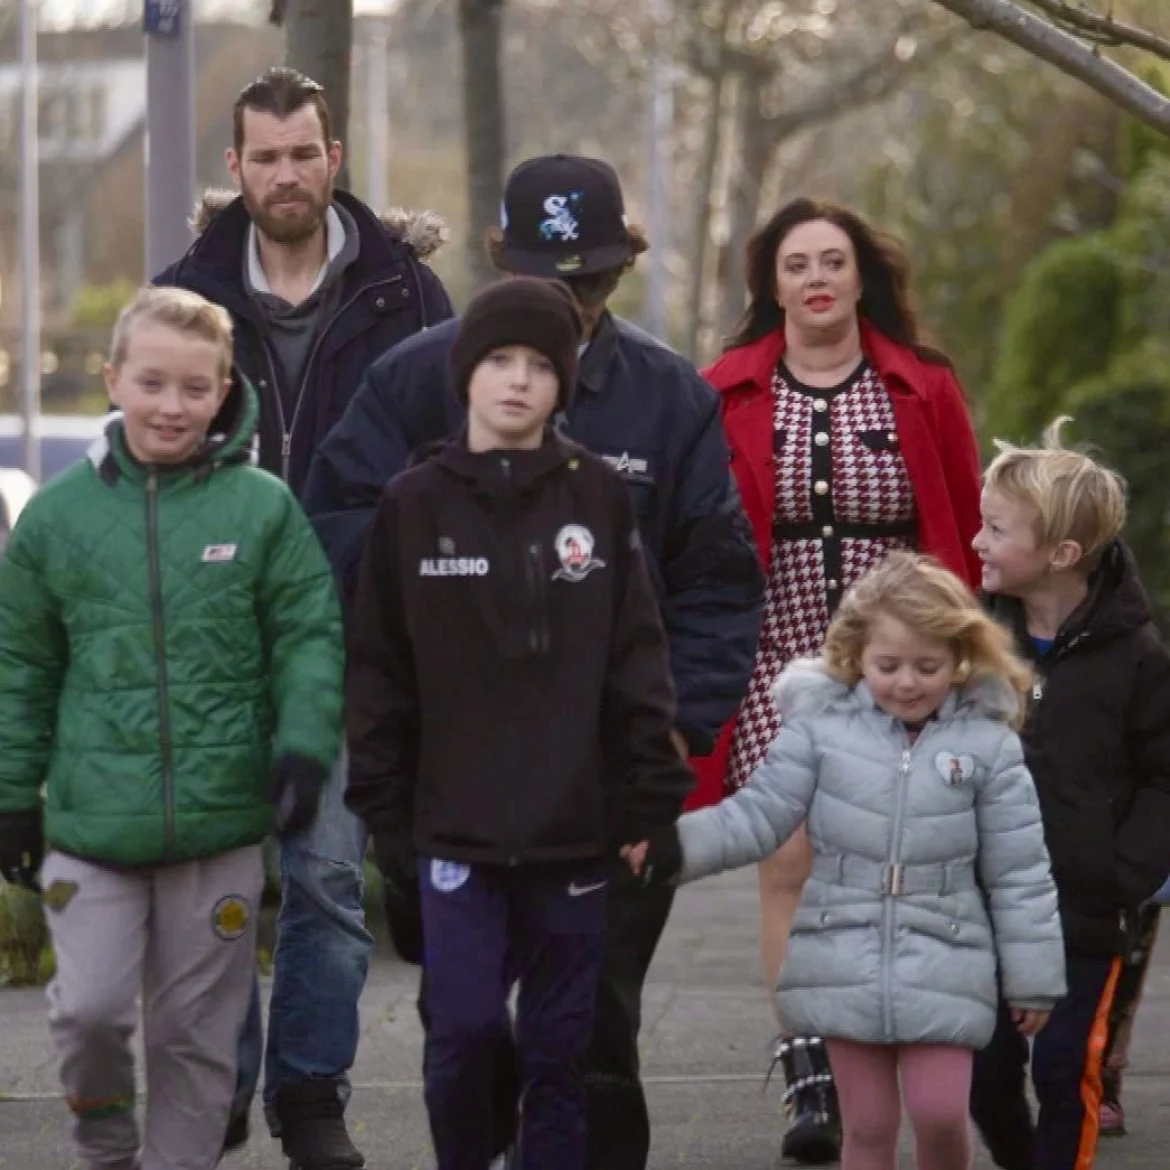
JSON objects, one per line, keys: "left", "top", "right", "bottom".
{"left": 343, "top": 277, "right": 691, "bottom": 1170}
{"left": 304, "top": 154, "right": 765, "bottom": 1170}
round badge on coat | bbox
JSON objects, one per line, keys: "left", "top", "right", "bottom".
{"left": 552, "top": 524, "right": 606, "bottom": 582}
{"left": 430, "top": 859, "right": 471, "bottom": 893}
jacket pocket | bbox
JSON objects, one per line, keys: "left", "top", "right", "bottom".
{"left": 897, "top": 908, "right": 997, "bottom": 1005}
{"left": 784, "top": 902, "right": 883, "bottom": 990}
{"left": 856, "top": 429, "right": 900, "bottom": 453}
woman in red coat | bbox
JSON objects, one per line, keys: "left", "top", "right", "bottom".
{"left": 691, "top": 198, "right": 982, "bottom": 1165}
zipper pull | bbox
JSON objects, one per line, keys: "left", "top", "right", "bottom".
{"left": 281, "top": 433, "right": 291, "bottom": 459}
{"left": 900, "top": 748, "right": 912, "bottom": 774}
{"left": 1032, "top": 678, "right": 1044, "bottom": 702}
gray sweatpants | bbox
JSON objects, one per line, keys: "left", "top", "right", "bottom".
{"left": 41, "top": 846, "right": 264, "bottom": 1170}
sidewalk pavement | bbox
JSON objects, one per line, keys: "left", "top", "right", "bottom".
{"left": 2, "top": 867, "right": 1167, "bottom": 1168}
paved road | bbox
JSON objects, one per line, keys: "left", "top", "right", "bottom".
{"left": 2, "top": 868, "right": 1168, "bottom": 1168}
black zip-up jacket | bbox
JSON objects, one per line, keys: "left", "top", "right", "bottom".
{"left": 305, "top": 312, "right": 765, "bottom": 755}
{"left": 990, "top": 541, "right": 1170, "bottom": 956}
{"left": 344, "top": 430, "right": 693, "bottom": 865}
{"left": 154, "top": 189, "right": 453, "bottom": 496}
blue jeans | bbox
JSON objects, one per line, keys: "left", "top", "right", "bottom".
{"left": 234, "top": 757, "right": 374, "bottom": 1134}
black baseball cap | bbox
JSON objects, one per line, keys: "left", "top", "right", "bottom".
{"left": 497, "top": 154, "right": 633, "bottom": 278}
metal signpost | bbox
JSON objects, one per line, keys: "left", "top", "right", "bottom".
{"left": 19, "top": 0, "right": 41, "bottom": 482}
{"left": 143, "top": 0, "right": 196, "bottom": 277}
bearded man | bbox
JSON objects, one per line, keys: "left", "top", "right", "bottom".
{"left": 155, "top": 67, "right": 452, "bottom": 1170}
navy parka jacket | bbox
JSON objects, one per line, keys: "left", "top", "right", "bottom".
{"left": 304, "top": 310, "right": 765, "bottom": 755}
{"left": 154, "top": 188, "right": 454, "bottom": 497}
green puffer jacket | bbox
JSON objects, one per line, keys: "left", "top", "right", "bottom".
{"left": 0, "top": 383, "right": 343, "bottom": 866}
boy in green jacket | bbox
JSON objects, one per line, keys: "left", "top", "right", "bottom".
{"left": 0, "top": 286, "right": 343, "bottom": 1170}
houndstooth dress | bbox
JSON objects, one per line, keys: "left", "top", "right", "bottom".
{"left": 725, "top": 360, "right": 918, "bottom": 791}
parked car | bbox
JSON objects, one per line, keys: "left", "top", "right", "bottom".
{"left": 0, "top": 468, "right": 36, "bottom": 555}
{"left": 0, "top": 415, "right": 103, "bottom": 555}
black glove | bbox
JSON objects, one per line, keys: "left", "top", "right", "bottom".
{"left": 270, "top": 755, "right": 330, "bottom": 838}
{"left": 0, "top": 810, "right": 44, "bottom": 891}
{"left": 637, "top": 826, "right": 683, "bottom": 888}
{"left": 373, "top": 828, "right": 422, "bottom": 964}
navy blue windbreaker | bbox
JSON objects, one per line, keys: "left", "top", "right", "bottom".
{"left": 304, "top": 311, "right": 764, "bottom": 755}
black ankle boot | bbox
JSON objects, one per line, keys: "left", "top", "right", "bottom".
{"left": 769, "top": 1036, "right": 842, "bottom": 1166}
{"left": 275, "top": 1081, "right": 365, "bottom": 1170}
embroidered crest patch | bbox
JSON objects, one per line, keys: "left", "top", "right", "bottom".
{"left": 552, "top": 524, "right": 606, "bottom": 583}
{"left": 211, "top": 895, "right": 250, "bottom": 941}
{"left": 430, "top": 859, "right": 471, "bottom": 893}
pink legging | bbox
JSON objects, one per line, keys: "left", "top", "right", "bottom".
{"left": 826, "top": 1039, "right": 973, "bottom": 1170}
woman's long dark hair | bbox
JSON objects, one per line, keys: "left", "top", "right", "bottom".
{"left": 726, "top": 197, "right": 948, "bottom": 364}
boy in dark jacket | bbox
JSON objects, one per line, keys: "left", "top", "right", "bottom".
{"left": 969, "top": 418, "right": 1170, "bottom": 1170}
{"left": 345, "top": 278, "right": 691, "bottom": 1170}
{"left": 0, "top": 286, "right": 343, "bottom": 1170}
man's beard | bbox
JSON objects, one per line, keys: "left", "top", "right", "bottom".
{"left": 243, "top": 180, "right": 332, "bottom": 245}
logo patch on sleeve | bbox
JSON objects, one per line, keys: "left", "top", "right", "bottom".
{"left": 201, "top": 544, "right": 238, "bottom": 563}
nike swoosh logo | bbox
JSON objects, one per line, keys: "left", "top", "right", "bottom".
{"left": 568, "top": 880, "right": 607, "bottom": 897}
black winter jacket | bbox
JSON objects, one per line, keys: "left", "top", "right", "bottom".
{"left": 305, "top": 312, "right": 765, "bottom": 754}
{"left": 991, "top": 541, "right": 1170, "bottom": 956}
{"left": 344, "top": 431, "right": 693, "bottom": 865}
{"left": 154, "top": 189, "right": 454, "bottom": 496}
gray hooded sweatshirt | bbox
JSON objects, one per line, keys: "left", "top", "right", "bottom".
{"left": 245, "top": 202, "right": 361, "bottom": 416}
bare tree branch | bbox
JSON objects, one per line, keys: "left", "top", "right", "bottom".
{"left": 767, "top": 27, "right": 961, "bottom": 141}
{"left": 1025, "top": 0, "right": 1170, "bottom": 63}
{"left": 931, "top": 0, "right": 1170, "bottom": 136}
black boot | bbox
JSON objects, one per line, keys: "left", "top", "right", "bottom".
{"left": 768, "top": 1036, "right": 841, "bottom": 1166}
{"left": 275, "top": 1081, "right": 365, "bottom": 1170}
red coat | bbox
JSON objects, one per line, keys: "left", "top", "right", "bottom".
{"left": 685, "top": 321, "right": 983, "bottom": 809}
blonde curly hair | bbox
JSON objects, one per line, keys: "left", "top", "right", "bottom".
{"left": 823, "top": 551, "right": 1032, "bottom": 728}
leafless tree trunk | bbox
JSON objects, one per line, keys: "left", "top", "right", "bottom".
{"left": 682, "top": 3, "right": 735, "bottom": 359}
{"left": 271, "top": 0, "right": 355, "bottom": 190}
{"left": 930, "top": 0, "right": 1170, "bottom": 136}
{"left": 716, "top": 65, "right": 773, "bottom": 346}
{"left": 459, "top": 0, "right": 508, "bottom": 293}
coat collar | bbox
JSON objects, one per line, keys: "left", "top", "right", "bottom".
{"left": 433, "top": 426, "right": 580, "bottom": 495}
{"left": 578, "top": 312, "right": 618, "bottom": 396}
{"left": 89, "top": 377, "right": 260, "bottom": 486}
{"left": 704, "top": 319, "right": 934, "bottom": 400}
{"left": 772, "top": 657, "right": 1019, "bottom": 728}
{"left": 169, "top": 188, "right": 412, "bottom": 312}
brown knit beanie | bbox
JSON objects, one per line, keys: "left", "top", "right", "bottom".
{"left": 450, "top": 277, "right": 583, "bottom": 410}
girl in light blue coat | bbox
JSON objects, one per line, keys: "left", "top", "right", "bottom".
{"left": 625, "top": 552, "right": 1066, "bottom": 1170}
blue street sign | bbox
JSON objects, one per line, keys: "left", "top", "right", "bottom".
{"left": 144, "top": 0, "right": 183, "bottom": 38}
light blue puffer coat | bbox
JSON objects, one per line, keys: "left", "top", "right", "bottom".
{"left": 678, "top": 660, "right": 1066, "bottom": 1048}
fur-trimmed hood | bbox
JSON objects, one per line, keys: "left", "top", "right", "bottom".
{"left": 187, "top": 188, "right": 449, "bottom": 261}
{"left": 771, "top": 657, "right": 1022, "bottom": 727}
